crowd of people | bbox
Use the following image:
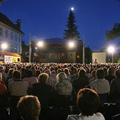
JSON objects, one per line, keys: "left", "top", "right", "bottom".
{"left": 0, "top": 63, "right": 120, "bottom": 120}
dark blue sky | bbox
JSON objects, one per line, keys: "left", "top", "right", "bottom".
{"left": 0, "top": 0, "right": 120, "bottom": 50}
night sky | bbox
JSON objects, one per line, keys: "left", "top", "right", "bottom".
{"left": 0, "top": 0, "right": 120, "bottom": 50}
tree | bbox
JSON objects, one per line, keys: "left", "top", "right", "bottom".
{"left": 85, "top": 47, "right": 92, "bottom": 63}
{"left": 0, "top": 0, "right": 4, "bottom": 3}
{"left": 106, "top": 23, "right": 120, "bottom": 40}
{"left": 64, "top": 9, "right": 80, "bottom": 40}
{"left": 21, "top": 41, "right": 29, "bottom": 62}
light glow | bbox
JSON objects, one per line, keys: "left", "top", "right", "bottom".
{"left": 37, "top": 41, "right": 45, "bottom": 48}
{"left": 1, "top": 42, "right": 8, "bottom": 50}
{"left": 67, "top": 41, "right": 76, "bottom": 49}
{"left": 70, "top": 7, "right": 75, "bottom": 11}
{"left": 107, "top": 45, "right": 115, "bottom": 54}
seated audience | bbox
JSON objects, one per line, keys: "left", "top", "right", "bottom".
{"left": 73, "top": 68, "right": 89, "bottom": 94}
{"left": 109, "top": 69, "right": 120, "bottom": 103}
{"left": 28, "top": 73, "right": 56, "bottom": 108}
{"left": 8, "top": 70, "right": 29, "bottom": 96}
{"left": 23, "top": 69, "right": 38, "bottom": 88}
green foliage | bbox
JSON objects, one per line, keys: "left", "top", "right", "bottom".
{"left": 117, "top": 57, "right": 120, "bottom": 63}
{"left": 106, "top": 23, "right": 120, "bottom": 40}
{"left": 64, "top": 10, "right": 80, "bottom": 40}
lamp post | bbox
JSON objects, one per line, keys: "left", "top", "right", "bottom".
{"left": 29, "top": 40, "right": 45, "bottom": 63}
{"left": 82, "top": 41, "right": 85, "bottom": 64}
{"left": 107, "top": 45, "right": 115, "bottom": 63}
{"left": 29, "top": 40, "right": 32, "bottom": 63}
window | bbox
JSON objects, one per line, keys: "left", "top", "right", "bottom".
{"left": 5, "top": 30, "right": 8, "bottom": 38}
{"left": 0, "top": 28, "right": 3, "bottom": 36}
{"left": 11, "top": 32, "right": 14, "bottom": 40}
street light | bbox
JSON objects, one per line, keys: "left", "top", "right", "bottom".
{"left": 67, "top": 40, "right": 76, "bottom": 50}
{"left": 29, "top": 40, "right": 45, "bottom": 63}
{"left": 70, "top": 7, "right": 75, "bottom": 11}
{"left": 1, "top": 42, "right": 8, "bottom": 51}
{"left": 37, "top": 41, "right": 45, "bottom": 48}
{"left": 107, "top": 45, "right": 115, "bottom": 63}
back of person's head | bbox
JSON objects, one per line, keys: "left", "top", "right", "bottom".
{"left": 115, "top": 69, "right": 120, "bottom": 78}
{"left": 7, "top": 68, "right": 14, "bottom": 78}
{"left": 77, "top": 88, "right": 100, "bottom": 116}
{"left": 38, "top": 73, "right": 49, "bottom": 84}
{"left": 70, "top": 66, "right": 77, "bottom": 74}
{"left": 0, "top": 66, "right": 4, "bottom": 72}
{"left": 96, "top": 68, "right": 105, "bottom": 79}
{"left": 12, "top": 70, "right": 21, "bottom": 80}
{"left": 78, "top": 68, "right": 86, "bottom": 78}
{"left": 17, "top": 95, "right": 41, "bottom": 120}
{"left": 25, "top": 70, "right": 34, "bottom": 77}
{"left": 35, "top": 70, "right": 41, "bottom": 77}
{"left": 64, "top": 68, "right": 70, "bottom": 75}
{"left": 56, "top": 72, "right": 67, "bottom": 82}
{"left": 107, "top": 67, "right": 114, "bottom": 76}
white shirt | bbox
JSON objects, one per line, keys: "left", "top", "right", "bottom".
{"left": 90, "top": 78, "right": 110, "bottom": 94}
{"left": 66, "top": 112, "right": 105, "bottom": 120}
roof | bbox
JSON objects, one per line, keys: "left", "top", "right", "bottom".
{"left": 45, "top": 38, "right": 83, "bottom": 44}
{"left": 45, "top": 38, "right": 65, "bottom": 44}
{"left": 0, "top": 12, "right": 23, "bottom": 34}
{"left": 0, "top": 51, "right": 21, "bottom": 57}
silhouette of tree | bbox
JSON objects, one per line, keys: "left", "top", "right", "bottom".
{"left": 106, "top": 23, "right": 120, "bottom": 40}
{"left": 21, "top": 41, "right": 29, "bottom": 62}
{"left": 0, "top": 0, "right": 4, "bottom": 3}
{"left": 85, "top": 47, "right": 92, "bottom": 63}
{"left": 64, "top": 9, "right": 80, "bottom": 40}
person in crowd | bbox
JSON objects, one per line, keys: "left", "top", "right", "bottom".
{"left": 105, "top": 67, "right": 115, "bottom": 84}
{"left": 70, "top": 66, "right": 78, "bottom": 83}
{"left": 66, "top": 88, "right": 105, "bottom": 120}
{"left": 23, "top": 69, "right": 38, "bottom": 88}
{"left": 73, "top": 68, "right": 89, "bottom": 94}
{"left": 0, "top": 66, "right": 6, "bottom": 81}
{"left": 90, "top": 68, "right": 110, "bottom": 104}
{"left": 0, "top": 72, "right": 8, "bottom": 108}
{"left": 28, "top": 73, "right": 56, "bottom": 108}
{"left": 47, "top": 70, "right": 57, "bottom": 88}
{"left": 8, "top": 70, "right": 29, "bottom": 119}
{"left": 64, "top": 68, "right": 71, "bottom": 81}
{"left": 6, "top": 68, "right": 14, "bottom": 82}
{"left": 55, "top": 72, "right": 73, "bottom": 106}
{"left": 109, "top": 69, "right": 120, "bottom": 103}
{"left": 0, "top": 73, "right": 7, "bottom": 95}
{"left": 17, "top": 95, "right": 41, "bottom": 120}
{"left": 8, "top": 70, "right": 29, "bottom": 97}
{"left": 55, "top": 72, "right": 72, "bottom": 96}
{"left": 89, "top": 70, "right": 96, "bottom": 82}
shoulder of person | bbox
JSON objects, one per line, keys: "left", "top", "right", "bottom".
{"left": 95, "top": 112, "right": 105, "bottom": 120}
{"left": 66, "top": 114, "right": 81, "bottom": 120}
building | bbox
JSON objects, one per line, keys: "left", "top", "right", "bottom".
{"left": 92, "top": 51, "right": 106, "bottom": 64}
{"left": 0, "top": 12, "right": 23, "bottom": 63}
{"left": 32, "top": 38, "right": 83, "bottom": 63}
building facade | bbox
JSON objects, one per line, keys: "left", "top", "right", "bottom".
{"left": 33, "top": 38, "right": 83, "bottom": 63}
{"left": 0, "top": 12, "right": 23, "bottom": 63}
